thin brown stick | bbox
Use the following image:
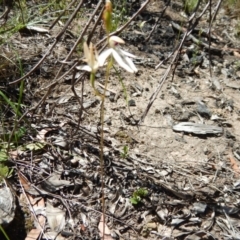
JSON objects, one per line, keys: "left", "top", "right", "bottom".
{"left": 210, "top": 0, "right": 223, "bottom": 23}
{"left": 96, "top": 0, "right": 150, "bottom": 48}
{"left": 145, "top": 0, "right": 171, "bottom": 42}
{"left": 208, "top": 0, "right": 213, "bottom": 77}
{"left": 46, "top": 0, "right": 104, "bottom": 115}
{"left": 64, "top": 0, "right": 104, "bottom": 63}
{"left": 18, "top": 1, "right": 103, "bottom": 119}
{"left": 140, "top": 0, "right": 216, "bottom": 123}
{"left": 87, "top": 5, "right": 105, "bottom": 44}
{"left": 49, "top": 0, "right": 78, "bottom": 30}
{"left": 9, "top": 0, "right": 85, "bottom": 85}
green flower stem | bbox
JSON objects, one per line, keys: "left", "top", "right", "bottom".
{"left": 90, "top": 72, "right": 96, "bottom": 90}
{"left": 0, "top": 225, "right": 10, "bottom": 240}
{"left": 90, "top": 72, "right": 104, "bottom": 98}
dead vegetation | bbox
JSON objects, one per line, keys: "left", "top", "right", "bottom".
{"left": 1, "top": 0, "right": 240, "bottom": 239}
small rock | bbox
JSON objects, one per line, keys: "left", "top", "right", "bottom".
{"left": 175, "top": 134, "right": 187, "bottom": 143}
{"left": 132, "top": 92, "right": 141, "bottom": 97}
{"left": 105, "top": 117, "right": 112, "bottom": 125}
{"left": 170, "top": 86, "right": 181, "bottom": 99}
{"left": 196, "top": 101, "right": 212, "bottom": 118}
{"left": 70, "top": 158, "right": 79, "bottom": 167}
{"left": 173, "top": 122, "right": 223, "bottom": 135}
{"left": 128, "top": 99, "right": 136, "bottom": 106}
{"left": 109, "top": 92, "right": 115, "bottom": 102}
{"left": 0, "top": 184, "right": 16, "bottom": 225}
{"left": 182, "top": 53, "right": 190, "bottom": 62}
{"left": 234, "top": 151, "right": 240, "bottom": 160}
{"left": 193, "top": 202, "right": 207, "bottom": 214}
{"left": 212, "top": 77, "right": 222, "bottom": 91}
{"left": 203, "top": 147, "right": 210, "bottom": 155}
{"left": 225, "top": 130, "right": 235, "bottom": 139}
{"left": 181, "top": 111, "right": 192, "bottom": 121}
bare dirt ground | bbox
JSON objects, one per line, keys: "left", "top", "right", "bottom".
{"left": 1, "top": 0, "right": 240, "bottom": 239}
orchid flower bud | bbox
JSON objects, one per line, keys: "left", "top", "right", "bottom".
{"left": 102, "top": 0, "right": 112, "bottom": 34}
{"left": 108, "top": 35, "right": 125, "bottom": 48}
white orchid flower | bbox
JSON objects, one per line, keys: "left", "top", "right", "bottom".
{"left": 98, "top": 36, "right": 138, "bottom": 73}
{"left": 77, "top": 42, "right": 99, "bottom": 73}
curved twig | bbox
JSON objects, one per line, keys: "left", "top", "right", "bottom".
{"left": 96, "top": 0, "right": 150, "bottom": 48}
{"left": 140, "top": 0, "right": 220, "bottom": 124}
{"left": 9, "top": 0, "right": 85, "bottom": 85}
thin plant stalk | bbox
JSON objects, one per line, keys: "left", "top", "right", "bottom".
{"left": 0, "top": 225, "right": 10, "bottom": 240}
{"left": 100, "top": 2, "right": 112, "bottom": 234}
{"left": 113, "top": 65, "right": 128, "bottom": 102}
{"left": 100, "top": 54, "right": 113, "bottom": 240}
{"left": 7, "top": 57, "right": 24, "bottom": 150}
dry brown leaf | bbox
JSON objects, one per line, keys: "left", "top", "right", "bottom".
{"left": 194, "top": 65, "right": 200, "bottom": 75}
{"left": 229, "top": 153, "right": 240, "bottom": 177}
{"left": 36, "top": 215, "right": 46, "bottom": 230}
{"left": 18, "top": 171, "right": 31, "bottom": 191}
{"left": 25, "top": 197, "right": 46, "bottom": 239}
{"left": 27, "top": 194, "right": 36, "bottom": 205}
{"left": 19, "top": 173, "right": 46, "bottom": 238}
{"left": 36, "top": 128, "right": 54, "bottom": 142}
{"left": 98, "top": 214, "right": 113, "bottom": 240}
{"left": 80, "top": 224, "right": 86, "bottom": 232}
{"left": 25, "top": 228, "right": 41, "bottom": 240}
{"left": 34, "top": 198, "right": 46, "bottom": 228}
{"left": 9, "top": 149, "right": 24, "bottom": 159}
{"left": 233, "top": 51, "right": 240, "bottom": 58}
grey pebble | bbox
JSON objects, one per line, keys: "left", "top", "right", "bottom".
{"left": 128, "top": 99, "right": 136, "bottom": 106}
{"left": 196, "top": 101, "right": 212, "bottom": 118}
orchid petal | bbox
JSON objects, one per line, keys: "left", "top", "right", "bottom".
{"left": 124, "top": 56, "right": 138, "bottom": 73}
{"left": 83, "top": 42, "right": 90, "bottom": 62}
{"left": 119, "top": 49, "right": 137, "bottom": 58}
{"left": 112, "top": 49, "right": 134, "bottom": 73}
{"left": 109, "top": 36, "right": 125, "bottom": 45}
{"left": 98, "top": 48, "right": 113, "bottom": 67}
{"left": 80, "top": 42, "right": 99, "bottom": 73}
{"left": 93, "top": 63, "right": 99, "bottom": 72}
{"left": 76, "top": 65, "right": 92, "bottom": 72}
{"left": 88, "top": 42, "right": 95, "bottom": 68}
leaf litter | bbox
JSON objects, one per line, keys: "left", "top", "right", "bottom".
{"left": 1, "top": 0, "right": 240, "bottom": 239}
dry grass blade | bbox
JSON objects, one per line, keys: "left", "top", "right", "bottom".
{"left": 2, "top": 0, "right": 240, "bottom": 239}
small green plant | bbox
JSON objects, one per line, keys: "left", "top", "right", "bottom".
{"left": 111, "top": 0, "right": 128, "bottom": 31}
{"left": 0, "top": 140, "right": 12, "bottom": 184}
{"left": 0, "top": 143, "right": 13, "bottom": 183}
{"left": 183, "top": 0, "right": 199, "bottom": 15}
{"left": 222, "top": 0, "right": 240, "bottom": 38}
{"left": 0, "top": 126, "right": 26, "bottom": 144}
{"left": 0, "top": 53, "right": 25, "bottom": 186}
{"left": 0, "top": 147, "right": 8, "bottom": 162}
{"left": 120, "top": 145, "right": 129, "bottom": 159}
{"left": 130, "top": 188, "right": 148, "bottom": 205}
{"left": 234, "top": 60, "right": 240, "bottom": 71}
{"left": 0, "top": 163, "right": 13, "bottom": 182}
